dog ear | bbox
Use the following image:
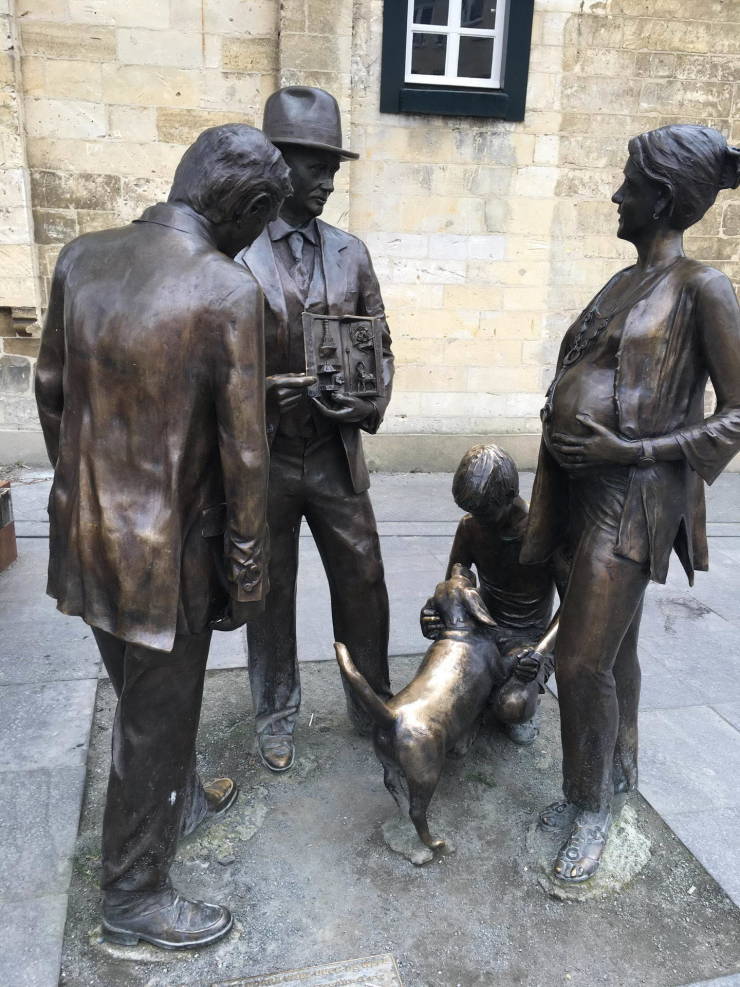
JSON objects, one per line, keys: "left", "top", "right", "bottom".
{"left": 462, "top": 588, "right": 497, "bottom": 627}
{"left": 449, "top": 562, "right": 477, "bottom": 587}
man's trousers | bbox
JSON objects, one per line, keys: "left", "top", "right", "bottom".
{"left": 92, "top": 627, "right": 211, "bottom": 893}
{"left": 246, "top": 433, "right": 391, "bottom": 738}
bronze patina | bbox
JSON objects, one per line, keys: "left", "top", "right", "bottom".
{"left": 522, "top": 125, "right": 740, "bottom": 883}
{"left": 234, "top": 87, "right": 394, "bottom": 773}
{"left": 421, "top": 443, "right": 565, "bottom": 746}
{"left": 35, "top": 125, "right": 291, "bottom": 948}
{"left": 336, "top": 447, "right": 565, "bottom": 855}
{"left": 336, "top": 564, "right": 504, "bottom": 852}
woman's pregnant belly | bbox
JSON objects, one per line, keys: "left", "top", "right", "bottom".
{"left": 545, "top": 363, "right": 619, "bottom": 467}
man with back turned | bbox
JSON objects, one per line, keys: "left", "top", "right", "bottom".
{"left": 35, "top": 125, "right": 291, "bottom": 949}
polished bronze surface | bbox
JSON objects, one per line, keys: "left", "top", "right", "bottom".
{"left": 234, "top": 88, "right": 394, "bottom": 762}
{"left": 337, "top": 563, "right": 508, "bottom": 851}
{"left": 101, "top": 889, "right": 233, "bottom": 950}
{"left": 521, "top": 124, "right": 740, "bottom": 883}
{"left": 262, "top": 85, "right": 359, "bottom": 160}
{"left": 36, "top": 125, "right": 291, "bottom": 943}
{"left": 421, "top": 443, "right": 562, "bottom": 743}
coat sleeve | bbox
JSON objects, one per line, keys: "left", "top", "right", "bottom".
{"left": 35, "top": 246, "right": 70, "bottom": 466}
{"left": 213, "top": 280, "right": 270, "bottom": 603}
{"left": 355, "top": 239, "right": 394, "bottom": 434}
{"left": 674, "top": 271, "right": 740, "bottom": 484}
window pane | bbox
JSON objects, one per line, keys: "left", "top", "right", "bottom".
{"left": 460, "top": 0, "right": 497, "bottom": 30}
{"left": 457, "top": 35, "right": 494, "bottom": 78}
{"left": 411, "top": 33, "right": 447, "bottom": 75}
{"left": 413, "top": 0, "right": 450, "bottom": 26}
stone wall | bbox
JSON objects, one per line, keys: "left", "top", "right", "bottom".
{"left": 1, "top": 0, "right": 739, "bottom": 468}
{"left": 349, "top": 0, "right": 740, "bottom": 463}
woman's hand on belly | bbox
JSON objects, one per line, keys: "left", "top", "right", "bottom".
{"left": 549, "top": 413, "right": 640, "bottom": 469}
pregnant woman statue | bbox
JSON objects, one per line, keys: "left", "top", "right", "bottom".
{"left": 521, "top": 125, "right": 740, "bottom": 883}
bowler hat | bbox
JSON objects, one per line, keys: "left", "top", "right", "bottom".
{"left": 263, "top": 86, "right": 359, "bottom": 160}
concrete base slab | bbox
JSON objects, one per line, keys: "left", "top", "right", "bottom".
{"left": 212, "top": 954, "right": 402, "bottom": 986}
{"left": 527, "top": 802, "right": 652, "bottom": 902}
{"left": 60, "top": 659, "right": 740, "bottom": 987}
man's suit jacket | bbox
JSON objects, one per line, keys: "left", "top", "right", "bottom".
{"left": 235, "top": 219, "right": 394, "bottom": 493}
{"left": 35, "top": 202, "right": 269, "bottom": 652}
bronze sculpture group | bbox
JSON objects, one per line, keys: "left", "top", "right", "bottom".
{"left": 34, "top": 80, "right": 740, "bottom": 951}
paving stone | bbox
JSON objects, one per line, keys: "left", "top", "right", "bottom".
{"left": 639, "top": 706, "right": 740, "bottom": 815}
{"left": 0, "top": 680, "right": 97, "bottom": 771}
{"left": 705, "top": 474, "right": 740, "bottom": 522}
{"left": 0, "top": 766, "right": 85, "bottom": 899}
{"left": 4, "top": 472, "right": 52, "bottom": 525}
{"left": 637, "top": 648, "right": 714, "bottom": 711}
{"left": 0, "top": 618, "right": 99, "bottom": 684}
{"left": 0, "top": 895, "right": 67, "bottom": 987}
{"left": 208, "top": 626, "right": 248, "bottom": 671}
{"left": 639, "top": 589, "right": 740, "bottom": 705}
{"left": 714, "top": 703, "right": 740, "bottom": 731}
{"left": 683, "top": 972, "right": 740, "bottom": 986}
{"left": 662, "top": 807, "right": 740, "bottom": 910}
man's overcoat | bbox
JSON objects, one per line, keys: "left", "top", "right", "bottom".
{"left": 35, "top": 203, "right": 269, "bottom": 652}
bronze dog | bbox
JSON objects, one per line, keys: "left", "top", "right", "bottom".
{"left": 335, "top": 564, "right": 507, "bottom": 852}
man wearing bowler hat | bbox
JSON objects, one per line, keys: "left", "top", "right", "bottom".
{"left": 235, "top": 86, "right": 394, "bottom": 772}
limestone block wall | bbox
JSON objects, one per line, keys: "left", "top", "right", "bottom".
{"left": 350, "top": 0, "right": 740, "bottom": 460}
{"left": 0, "top": 0, "right": 739, "bottom": 468}
{"left": 17, "top": 0, "right": 281, "bottom": 305}
{"left": 0, "top": 2, "right": 39, "bottom": 316}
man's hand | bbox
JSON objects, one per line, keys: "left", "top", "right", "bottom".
{"left": 266, "top": 373, "right": 316, "bottom": 414}
{"left": 549, "top": 413, "right": 640, "bottom": 469}
{"left": 210, "top": 598, "right": 265, "bottom": 632}
{"left": 420, "top": 599, "right": 444, "bottom": 641}
{"left": 311, "top": 393, "right": 375, "bottom": 424}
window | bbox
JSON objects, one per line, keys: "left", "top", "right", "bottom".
{"left": 381, "top": 0, "right": 535, "bottom": 120}
{"left": 406, "top": 1, "right": 507, "bottom": 89}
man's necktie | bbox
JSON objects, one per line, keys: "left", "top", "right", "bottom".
{"left": 288, "top": 231, "right": 309, "bottom": 297}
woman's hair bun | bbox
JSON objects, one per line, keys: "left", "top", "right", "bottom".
{"left": 720, "top": 145, "right": 740, "bottom": 191}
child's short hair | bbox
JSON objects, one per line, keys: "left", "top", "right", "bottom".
{"left": 452, "top": 444, "right": 519, "bottom": 515}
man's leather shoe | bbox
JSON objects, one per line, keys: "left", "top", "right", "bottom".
{"left": 204, "top": 777, "right": 239, "bottom": 817}
{"left": 257, "top": 733, "right": 295, "bottom": 772}
{"left": 102, "top": 889, "right": 232, "bottom": 950}
{"left": 181, "top": 776, "right": 239, "bottom": 838}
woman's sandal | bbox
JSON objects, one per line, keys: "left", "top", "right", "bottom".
{"left": 538, "top": 800, "right": 577, "bottom": 831}
{"left": 553, "top": 809, "right": 612, "bottom": 883}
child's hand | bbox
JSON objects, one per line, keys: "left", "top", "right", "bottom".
{"left": 419, "top": 599, "right": 444, "bottom": 640}
{"left": 514, "top": 648, "right": 541, "bottom": 682}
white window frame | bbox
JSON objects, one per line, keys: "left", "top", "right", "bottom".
{"left": 405, "top": 0, "right": 508, "bottom": 89}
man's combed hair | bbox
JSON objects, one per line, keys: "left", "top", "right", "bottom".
{"left": 452, "top": 444, "right": 519, "bottom": 515}
{"left": 168, "top": 124, "right": 292, "bottom": 223}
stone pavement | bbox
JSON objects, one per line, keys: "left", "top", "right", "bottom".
{"left": 1, "top": 468, "right": 739, "bottom": 986}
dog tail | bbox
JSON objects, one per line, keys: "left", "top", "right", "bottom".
{"left": 334, "top": 642, "right": 396, "bottom": 729}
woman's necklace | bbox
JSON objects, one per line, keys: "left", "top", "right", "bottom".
{"left": 560, "top": 257, "right": 683, "bottom": 369}
{"left": 542, "top": 256, "right": 683, "bottom": 422}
